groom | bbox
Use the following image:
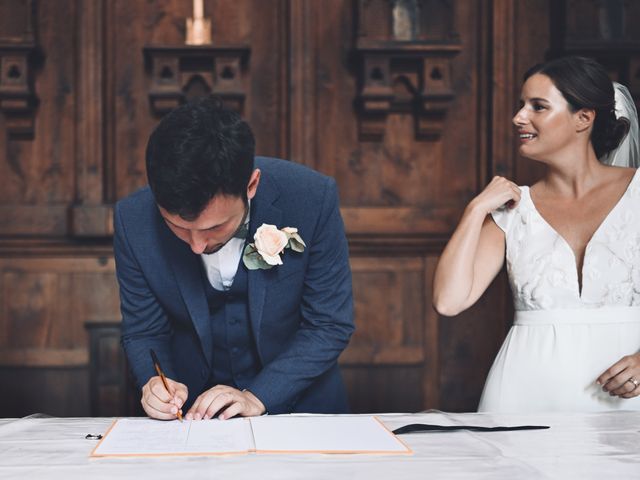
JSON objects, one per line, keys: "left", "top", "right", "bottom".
{"left": 113, "top": 97, "right": 354, "bottom": 420}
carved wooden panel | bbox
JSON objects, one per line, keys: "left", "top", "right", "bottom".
{"left": 108, "top": 0, "right": 288, "bottom": 200}
{"left": 304, "top": 0, "right": 486, "bottom": 233}
{"left": 342, "top": 255, "right": 440, "bottom": 411}
{"left": 0, "top": 258, "right": 118, "bottom": 361}
{"left": 345, "top": 257, "right": 426, "bottom": 365}
{"left": 0, "top": 0, "right": 38, "bottom": 138}
{"left": 0, "top": 257, "right": 119, "bottom": 416}
{"left": 354, "top": 0, "right": 461, "bottom": 140}
{"left": 143, "top": 45, "right": 250, "bottom": 115}
{"left": 295, "top": 0, "right": 497, "bottom": 412}
{"left": 1, "top": 0, "right": 610, "bottom": 417}
{"left": 0, "top": 0, "right": 75, "bottom": 236}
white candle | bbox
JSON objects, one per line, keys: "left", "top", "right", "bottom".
{"left": 193, "top": 0, "right": 203, "bottom": 19}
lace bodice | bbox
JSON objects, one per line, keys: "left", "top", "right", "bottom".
{"left": 492, "top": 169, "right": 640, "bottom": 311}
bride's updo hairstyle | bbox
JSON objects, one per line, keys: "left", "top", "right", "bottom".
{"left": 524, "top": 56, "right": 629, "bottom": 159}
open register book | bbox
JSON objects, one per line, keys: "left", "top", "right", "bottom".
{"left": 91, "top": 415, "right": 411, "bottom": 457}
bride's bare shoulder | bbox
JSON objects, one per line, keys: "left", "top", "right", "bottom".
{"left": 529, "top": 179, "right": 544, "bottom": 197}
{"left": 606, "top": 166, "right": 636, "bottom": 185}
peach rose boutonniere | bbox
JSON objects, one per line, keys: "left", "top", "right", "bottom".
{"left": 242, "top": 224, "right": 306, "bottom": 270}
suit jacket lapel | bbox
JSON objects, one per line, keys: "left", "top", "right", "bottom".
{"left": 247, "top": 173, "right": 281, "bottom": 348}
{"left": 158, "top": 212, "right": 213, "bottom": 369}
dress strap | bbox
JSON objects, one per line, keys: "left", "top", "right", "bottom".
{"left": 490, "top": 186, "right": 527, "bottom": 234}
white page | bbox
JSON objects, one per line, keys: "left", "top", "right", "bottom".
{"left": 92, "top": 417, "right": 253, "bottom": 456}
{"left": 249, "top": 416, "right": 410, "bottom": 453}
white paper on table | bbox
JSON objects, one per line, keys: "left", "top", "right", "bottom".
{"left": 250, "top": 416, "right": 411, "bottom": 454}
{"left": 91, "top": 415, "right": 411, "bottom": 457}
{"left": 91, "top": 417, "right": 253, "bottom": 457}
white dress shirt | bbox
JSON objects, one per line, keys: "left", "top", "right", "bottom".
{"left": 201, "top": 208, "right": 250, "bottom": 291}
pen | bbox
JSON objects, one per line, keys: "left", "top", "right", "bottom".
{"left": 149, "top": 349, "right": 183, "bottom": 421}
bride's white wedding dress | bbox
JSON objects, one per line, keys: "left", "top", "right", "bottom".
{"left": 479, "top": 169, "right": 640, "bottom": 412}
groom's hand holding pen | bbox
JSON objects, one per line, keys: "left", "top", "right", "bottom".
{"left": 144, "top": 349, "right": 187, "bottom": 421}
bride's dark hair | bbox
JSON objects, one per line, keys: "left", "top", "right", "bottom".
{"left": 524, "top": 56, "right": 629, "bottom": 159}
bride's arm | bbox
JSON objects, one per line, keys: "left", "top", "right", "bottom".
{"left": 433, "top": 176, "right": 520, "bottom": 316}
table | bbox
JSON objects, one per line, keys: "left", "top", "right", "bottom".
{"left": 0, "top": 411, "right": 638, "bottom": 479}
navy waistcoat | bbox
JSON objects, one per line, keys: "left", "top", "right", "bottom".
{"left": 201, "top": 259, "right": 261, "bottom": 389}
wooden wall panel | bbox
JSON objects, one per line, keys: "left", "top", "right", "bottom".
{"left": 438, "top": 271, "right": 512, "bottom": 411}
{"left": 301, "top": 0, "right": 498, "bottom": 412}
{"left": 345, "top": 243, "right": 428, "bottom": 414}
{"left": 343, "top": 366, "right": 424, "bottom": 413}
{"left": 306, "top": 0, "right": 485, "bottom": 222}
{"left": 73, "top": 0, "right": 106, "bottom": 225}
{"left": 109, "top": 0, "right": 288, "bottom": 200}
{"left": 110, "top": 0, "right": 166, "bottom": 198}
{"left": 0, "top": 257, "right": 118, "bottom": 416}
{"left": 1, "top": 0, "right": 603, "bottom": 417}
{"left": 1, "top": 367, "right": 90, "bottom": 417}
{"left": 345, "top": 257, "right": 425, "bottom": 366}
{"left": 0, "top": 258, "right": 119, "bottom": 362}
{"left": 2, "top": 2, "right": 75, "bottom": 205}
{"left": 0, "top": 0, "right": 76, "bottom": 235}
{"left": 512, "top": 0, "right": 551, "bottom": 186}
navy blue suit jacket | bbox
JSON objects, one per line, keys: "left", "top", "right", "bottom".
{"left": 113, "top": 157, "right": 354, "bottom": 414}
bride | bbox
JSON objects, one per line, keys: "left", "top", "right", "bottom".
{"left": 433, "top": 56, "right": 640, "bottom": 412}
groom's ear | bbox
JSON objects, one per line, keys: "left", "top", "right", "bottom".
{"left": 575, "top": 108, "right": 595, "bottom": 133}
{"left": 247, "top": 169, "right": 261, "bottom": 200}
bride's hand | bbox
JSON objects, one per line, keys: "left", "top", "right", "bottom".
{"left": 596, "top": 353, "right": 640, "bottom": 399}
{"left": 468, "top": 176, "right": 521, "bottom": 216}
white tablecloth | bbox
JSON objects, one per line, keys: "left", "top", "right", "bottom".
{"left": 0, "top": 411, "right": 638, "bottom": 479}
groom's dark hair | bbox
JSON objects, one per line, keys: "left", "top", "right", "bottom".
{"left": 145, "top": 96, "right": 255, "bottom": 220}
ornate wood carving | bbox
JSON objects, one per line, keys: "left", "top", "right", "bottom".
{"left": 143, "top": 45, "right": 250, "bottom": 115}
{"left": 354, "top": 0, "right": 461, "bottom": 140}
{"left": 0, "top": 0, "right": 39, "bottom": 139}
{"left": 355, "top": 41, "right": 461, "bottom": 140}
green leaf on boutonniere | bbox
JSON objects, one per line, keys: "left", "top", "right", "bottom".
{"left": 288, "top": 237, "right": 305, "bottom": 252}
{"left": 242, "top": 244, "right": 274, "bottom": 270}
{"left": 284, "top": 230, "right": 306, "bottom": 253}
